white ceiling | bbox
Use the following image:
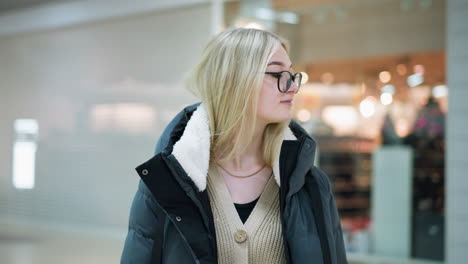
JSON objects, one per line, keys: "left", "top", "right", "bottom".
{"left": 0, "top": 0, "right": 67, "bottom": 14}
{"left": 0, "top": 0, "right": 210, "bottom": 36}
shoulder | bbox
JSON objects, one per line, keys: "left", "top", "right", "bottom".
{"left": 137, "top": 179, "right": 154, "bottom": 199}
{"left": 155, "top": 102, "right": 201, "bottom": 154}
{"left": 309, "top": 166, "right": 333, "bottom": 196}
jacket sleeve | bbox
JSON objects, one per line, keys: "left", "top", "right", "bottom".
{"left": 313, "top": 166, "right": 348, "bottom": 264}
{"left": 329, "top": 189, "right": 348, "bottom": 264}
{"left": 120, "top": 180, "right": 159, "bottom": 264}
{"left": 121, "top": 104, "right": 200, "bottom": 263}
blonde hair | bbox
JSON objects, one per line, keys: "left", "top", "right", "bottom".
{"left": 186, "top": 28, "right": 290, "bottom": 167}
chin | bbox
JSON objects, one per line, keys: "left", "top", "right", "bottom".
{"left": 279, "top": 110, "right": 293, "bottom": 121}
{"left": 265, "top": 114, "right": 292, "bottom": 124}
{"left": 258, "top": 109, "right": 292, "bottom": 124}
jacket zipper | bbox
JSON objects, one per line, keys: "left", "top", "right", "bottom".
{"left": 279, "top": 138, "right": 307, "bottom": 264}
{"left": 279, "top": 192, "right": 291, "bottom": 264}
{"left": 145, "top": 156, "right": 200, "bottom": 263}
{"left": 163, "top": 210, "right": 200, "bottom": 263}
{"left": 160, "top": 154, "right": 211, "bottom": 264}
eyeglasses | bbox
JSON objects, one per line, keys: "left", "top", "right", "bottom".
{"left": 265, "top": 71, "right": 302, "bottom": 94}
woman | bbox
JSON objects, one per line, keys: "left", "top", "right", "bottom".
{"left": 121, "top": 28, "right": 347, "bottom": 264}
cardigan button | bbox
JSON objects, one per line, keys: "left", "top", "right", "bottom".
{"left": 142, "top": 169, "right": 149, "bottom": 176}
{"left": 234, "top": 230, "right": 248, "bottom": 243}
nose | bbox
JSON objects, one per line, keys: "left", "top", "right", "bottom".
{"left": 287, "top": 81, "right": 299, "bottom": 94}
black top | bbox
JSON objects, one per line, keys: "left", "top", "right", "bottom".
{"left": 234, "top": 197, "right": 260, "bottom": 223}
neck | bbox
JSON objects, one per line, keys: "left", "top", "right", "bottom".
{"left": 218, "top": 121, "right": 268, "bottom": 171}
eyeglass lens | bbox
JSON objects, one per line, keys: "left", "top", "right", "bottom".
{"left": 279, "top": 72, "right": 302, "bottom": 92}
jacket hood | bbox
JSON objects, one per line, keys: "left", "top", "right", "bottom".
{"left": 162, "top": 103, "right": 314, "bottom": 192}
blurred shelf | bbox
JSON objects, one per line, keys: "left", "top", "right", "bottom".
{"left": 347, "top": 253, "right": 444, "bottom": 264}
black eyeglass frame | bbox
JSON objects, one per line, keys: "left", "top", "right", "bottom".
{"left": 264, "top": 71, "right": 303, "bottom": 94}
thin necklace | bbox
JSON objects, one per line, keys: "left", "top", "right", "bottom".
{"left": 216, "top": 163, "right": 267, "bottom": 178}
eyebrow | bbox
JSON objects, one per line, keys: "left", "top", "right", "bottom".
{"left": 267, "top": 61, "right": 293, "bottom": 69}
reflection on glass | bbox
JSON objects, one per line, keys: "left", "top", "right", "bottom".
{"left": 234, "top": 18, "right": 265, "bottom": 29}
{"left": 432, "top": 84, "right": 448, "bottom": 98}
{"left": 13, "top": 141, "right": 37, "bottom": 189}
{"left": 382, "top": 84, "right": 395, "bottom": 94}
{"left": 13, "top": 119, "right": 38, "bottom": 189}
{"left": 379, "top": 71, "right": 392, "bottom": 83}
{"left": 407, "top": 73, "right": 424, "bottom": 87}
{"left": 397, "top": 64, "right": 408, "bottom": 75}
{"left": 380, "top": 93, "right": 393, "bottom": 105}
{"left": 90, "top": 103, "right": 156, "bottom": 134}
{"left": 322, "top": 105, "right": 358, "bottom": 136}
{"left": 300, "top": 72, "right": 309, "bottom": 85}
{"left": 255, "top": 8, "right": 275, "bottom": 21}
{"left": 360, "top": 96, "right": 377, "bottom": 118}
{"left": 296, "top": 109, "right": 311, "bottom": 122}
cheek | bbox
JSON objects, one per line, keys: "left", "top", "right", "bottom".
{"left": 258, "top": 95, "right": 275, "bottom": 115}
{"left": 256, "top": 81, "right": 294, "bottom": 123}
{"left": 257, "top": 83, "right": 280, "bottom": 121}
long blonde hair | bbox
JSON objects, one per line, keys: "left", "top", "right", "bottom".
{"left": 186, "top": 28, "right": 290, "bottom": 167}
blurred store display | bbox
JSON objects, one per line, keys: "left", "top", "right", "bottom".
{"left": 403, "top": 98, "right": 445, "bottom": 261}
{"left": 225, "top": 0, "right": 447, "bottom": 261}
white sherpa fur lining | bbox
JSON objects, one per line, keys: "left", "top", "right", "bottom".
{"left": 172, "top": 104, "right": 297, "bottom": 192}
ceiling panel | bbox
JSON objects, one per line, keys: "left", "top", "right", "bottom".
{"left": 0, "top": 0, "right": 68, "bottom": 14}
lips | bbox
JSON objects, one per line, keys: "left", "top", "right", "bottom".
{"left": 280, "top": 99, "right": 293, "bottom": 104}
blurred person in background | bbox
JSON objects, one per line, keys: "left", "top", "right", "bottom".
{"left": 121, "top": 28, "right": 347, "bottom": 264}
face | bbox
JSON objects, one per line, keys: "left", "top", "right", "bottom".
{"left": 256, "top": 45, "right": 299, "bottom": 125}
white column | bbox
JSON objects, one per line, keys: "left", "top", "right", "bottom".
{"left": 239, "top": 0, "right": 276, "bottom": 31}
{"left": 446, "top": 0, "right": 468, "bottom": 263}
{"left": 211, "top": 0, "right": 224, "bottom": 35}
{"left": 371, "top": 146, "right": 413, "bottom": 258}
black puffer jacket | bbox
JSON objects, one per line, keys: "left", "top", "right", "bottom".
{"left": 121, "top": 103, "right": 348, "bottom": 264}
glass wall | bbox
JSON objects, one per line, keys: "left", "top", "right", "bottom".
{"left": 224, "top": 0, "right": 446, "bottom": 261}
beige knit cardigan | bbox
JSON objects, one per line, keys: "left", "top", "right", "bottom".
{"left": 207, "top": 163, "right": 286, "bottom": 264}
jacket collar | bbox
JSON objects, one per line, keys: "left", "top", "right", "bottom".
{"left": 171, "top": 103, "right": 297, "bottom": 192}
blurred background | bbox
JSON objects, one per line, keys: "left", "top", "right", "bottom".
{"left": 0, "top": 0, "right": 466, "bottom": 263}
